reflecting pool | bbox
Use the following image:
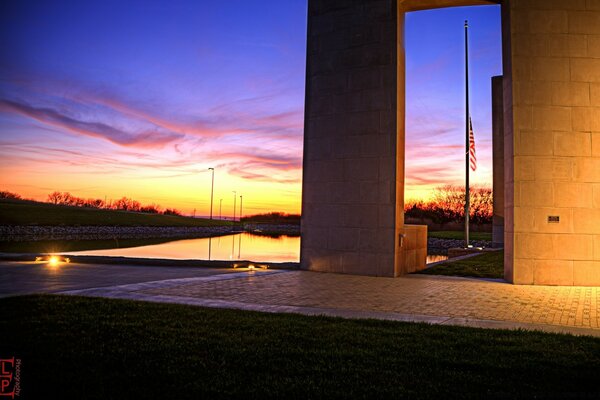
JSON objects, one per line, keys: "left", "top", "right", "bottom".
{"left": 67, "top": 233, "right": 300, "bottom": 263}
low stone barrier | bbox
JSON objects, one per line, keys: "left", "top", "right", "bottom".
{"left": 0, "top": 225, "right": 234, "bottom": 241}
{"left": 0, "top": 224, "right": 302, "bottom": 242}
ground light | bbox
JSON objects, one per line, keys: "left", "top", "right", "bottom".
{"left": 35, "top": 255, "right": 71, "bottom": 267}
{"left": 233, "top": 262, "right": 268, "bottom": 270}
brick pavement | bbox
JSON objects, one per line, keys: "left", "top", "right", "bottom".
{"left": 62, "top": 269, "right": 600, "bottom": 336}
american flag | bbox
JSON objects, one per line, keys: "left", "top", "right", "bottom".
{"left": 469, "top": 118, "right": 477, "bottom": 172}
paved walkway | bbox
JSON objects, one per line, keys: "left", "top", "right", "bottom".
{"left": 61, "top": 269, "right": 600, "bottom": 337}
{"left": 0, "top": 261, "right": 233, "bottom": 297}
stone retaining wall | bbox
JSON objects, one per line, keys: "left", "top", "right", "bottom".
{"left": 0, "top": 225, "right": 301, "bottom": 242}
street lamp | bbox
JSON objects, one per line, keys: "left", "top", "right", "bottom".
{"left": 219, "top": 198, "right": 223, "bottom": 220}
{"left": 208, "top": 168, "right": 214, "bottom": 219}
{"left": 232, "top": 191, "right": 237, "bottom": 222}
{"left": 239, "top": 195, "right": 243, "bottom": 222}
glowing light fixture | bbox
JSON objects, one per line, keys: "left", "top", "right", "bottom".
{"left": 34, "top": 255, "right": 71, "bottom": 266}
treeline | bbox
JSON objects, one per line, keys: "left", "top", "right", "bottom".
{"left": 242, "top": 212, "right": 301, "bottom": 225}
{"left": 0, "top": 190, "right": 23, "bottom": 200}
{"left": 405, "top": 185, "right": 493, "bottom": 225}
{"left": 46, "top": 191, "right": 182, "bottom": 216}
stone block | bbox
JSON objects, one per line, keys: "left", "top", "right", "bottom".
{"left": 514, "top": 207, "right": 535, "bottom": 232}
{"left": 358, "top": 228, "right": 380, "bottom": 252}
{"left": 513, "top": 0, "right": 586, "bottom": 10}
{"left": 552, "top": 82, "right": 590, "bottom": 106}
{"left": 594, "top": 234, "right": 600, "bottom": 260}
{"left": 514, "top": 105, "right": 533, "bottom": 129}
{"left": 591, "top": 83, "right": 600, "bottom": 105}
{"left": 532, "top": 106, "right": 571, "bottom": 131}
{"left": 512, "top": 258, "right": 534, "bottom": 285}
{"left": 530, "top": 57, "right": 570, "bottom": 82}
{"left": 514, "top": 156, "right": 535, "bottom": 180}
{"left": 532, "top": 207, "right": 574, "bottom": 234}
{"left": 588, "top": 1, "right": 600, "bottom": 11}
{"left": 348, "top": 67, "right": 383, "bottom": 91}
{"left": 553, "top": 131, "right": 592, "bottom": 156}
{"left": 534, "top": 260, "right": 573, "bottom": 285}
{"left": 594, "top": 184, "right": 600, "bottom": 207}
{"left": 549, "top": 34, "right": 587, "bottom": 57}
{"left": 588, "top": 35, "right": 600, "bottom": 58}
{"left": 311, "top": 73, "right": 347, "bottom": 96}
{"left": 528, "top": 10, "right": 568, "bottom": 33}
{"left": 573, "top": 157, "right": 600, "bottom": 182}
{"left": 344, "top": 158, "right": 380, "bottom": 181}
{"left": 534, "top": 157, "right": 573, "bottom": 181}
{"left": 573, "top": 261, "right": 600, "bottom": 285}
{"left": 518, "top": 131, "right": 554, "bottom": 155}
{"left": 302, "top": 227, "right": 330, "bottom": 250}
{"left": 571, "top": 58, "right": 600, "bottom": 82}
{"left": 377, "top": 204, "right": 394, "bottom": 228}
{"left": 359, "top": 181, "right": 380, "bottom": 204}
{"left": 573, "top": 208, "right": 600, "bottom": 233}
{"left": 520, "top": 182, "right": 554, "bottom": 207}
{"left": 328, "top": 227, "right": 359, "bottom": 251}
{"left": 554, "top": 182, "right": 594, "bottom": 207}
{"left": 568, "top": 11, "right": 600, "bottom": 34}
{"left": 571, "top": 107, "right": 600, "bottom": 132}
{"left": 345, "top": 111, "right": 381, "bottom": 135}
{"left": 552, "top": 234, "right": 594, "bottom": 260}
{"left": 514, "top": 233, "right": 554, "bottom": 259}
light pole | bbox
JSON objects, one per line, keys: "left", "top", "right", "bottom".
{"left": 232, "top": 191, "right": 237, "bottom": 222}
{"left": 239, "top": 195, "right": 243, "bottom": 223}
{"left": 219, "top": 198, "right": 223, "bottom": 220}
{"left": 208, "top": 167, "right": 214, "bottom": 219}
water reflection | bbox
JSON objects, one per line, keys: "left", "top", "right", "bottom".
{"left": 39, "top": 232, "right": 447, "bottom": 265}
{"left": 68, "top": 233, "right": 300, "bottom": 263}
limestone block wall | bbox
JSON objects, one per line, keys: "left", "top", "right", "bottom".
{"left": 505, "top": 0, "right": 600, "bottom": 285}
{"left": 492, "top": 75, "right": 505, "bottom": 248}
{"left": 301, "top": 0, "right": 400, "bottom": 276}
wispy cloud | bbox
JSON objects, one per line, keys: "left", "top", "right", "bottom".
{"left": 0, "top": 99, "right": 183, "bottom": 148}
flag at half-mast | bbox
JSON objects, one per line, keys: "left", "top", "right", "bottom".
{"left": 469, "top": 117, "right": 477, "bottom": 171}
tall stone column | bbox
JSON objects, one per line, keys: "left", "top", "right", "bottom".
{"left": 301, "top": 0, "right": 401, "bottom": 276}
{"left": 504, "top": 0, "right": 600, "bottom": 285}
{"left": 492, "top": 75, "right": 505, "bottom": 248}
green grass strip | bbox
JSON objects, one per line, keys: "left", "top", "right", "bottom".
{"left": 1, "top": 295, "right": 598, "bottom": 398}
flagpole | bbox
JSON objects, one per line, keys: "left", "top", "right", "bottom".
{"left": 464, "top": 20, "right": 470, "bottom": 248}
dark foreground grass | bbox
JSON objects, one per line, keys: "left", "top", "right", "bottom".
{"left": 428, "top": 230, "right": 492, "bottom": 241}
{"left": 1, "top": 295, "right": 599, "bottom": 399}
{"left": 418, "top": 251, "right": 504, "bottom": 279}
{"left": 0, "top": 199, "right": 231, "bottom": 227}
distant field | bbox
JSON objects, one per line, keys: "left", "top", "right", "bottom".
{"left": 428, "top": 230, "right": 492, "bottom": 241}
{"left": 0, "top": 199, "right": 231, "bottom": 227}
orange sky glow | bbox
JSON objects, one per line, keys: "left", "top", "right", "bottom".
{"left": 0, "top": 3, "right": 500, "bottom": 217}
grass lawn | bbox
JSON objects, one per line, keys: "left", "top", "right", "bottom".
{"left": 1, "top": 295, "right": 599, "bottom": 399}
{"left": 417, "top": 251, "right": 504, "bottom": 279}
{"left": 428, "top": 230, "right": 492, "bottom": 241}
{"left": 0, "top": 199, "right": 231, "bottom": 227}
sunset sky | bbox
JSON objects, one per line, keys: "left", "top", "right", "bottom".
{"left": 0, "top": 1, "right": 502, "bottom": 217}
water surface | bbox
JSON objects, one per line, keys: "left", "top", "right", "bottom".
{"left": 68, "top": 233, "right": 300, "bottom": 263}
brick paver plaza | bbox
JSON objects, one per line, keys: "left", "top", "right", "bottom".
{"left": 63, "top": 269, "right": 600, "bottom": 337}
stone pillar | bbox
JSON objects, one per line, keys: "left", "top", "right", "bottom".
{"left": 492, "top": 75, "right": 505, "bottom": 248}
{"left": 504, "top": 0, "right": 600, "bottom": 285}
{"left": 301, "top": 0, "right": 400, "bottom": 276}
